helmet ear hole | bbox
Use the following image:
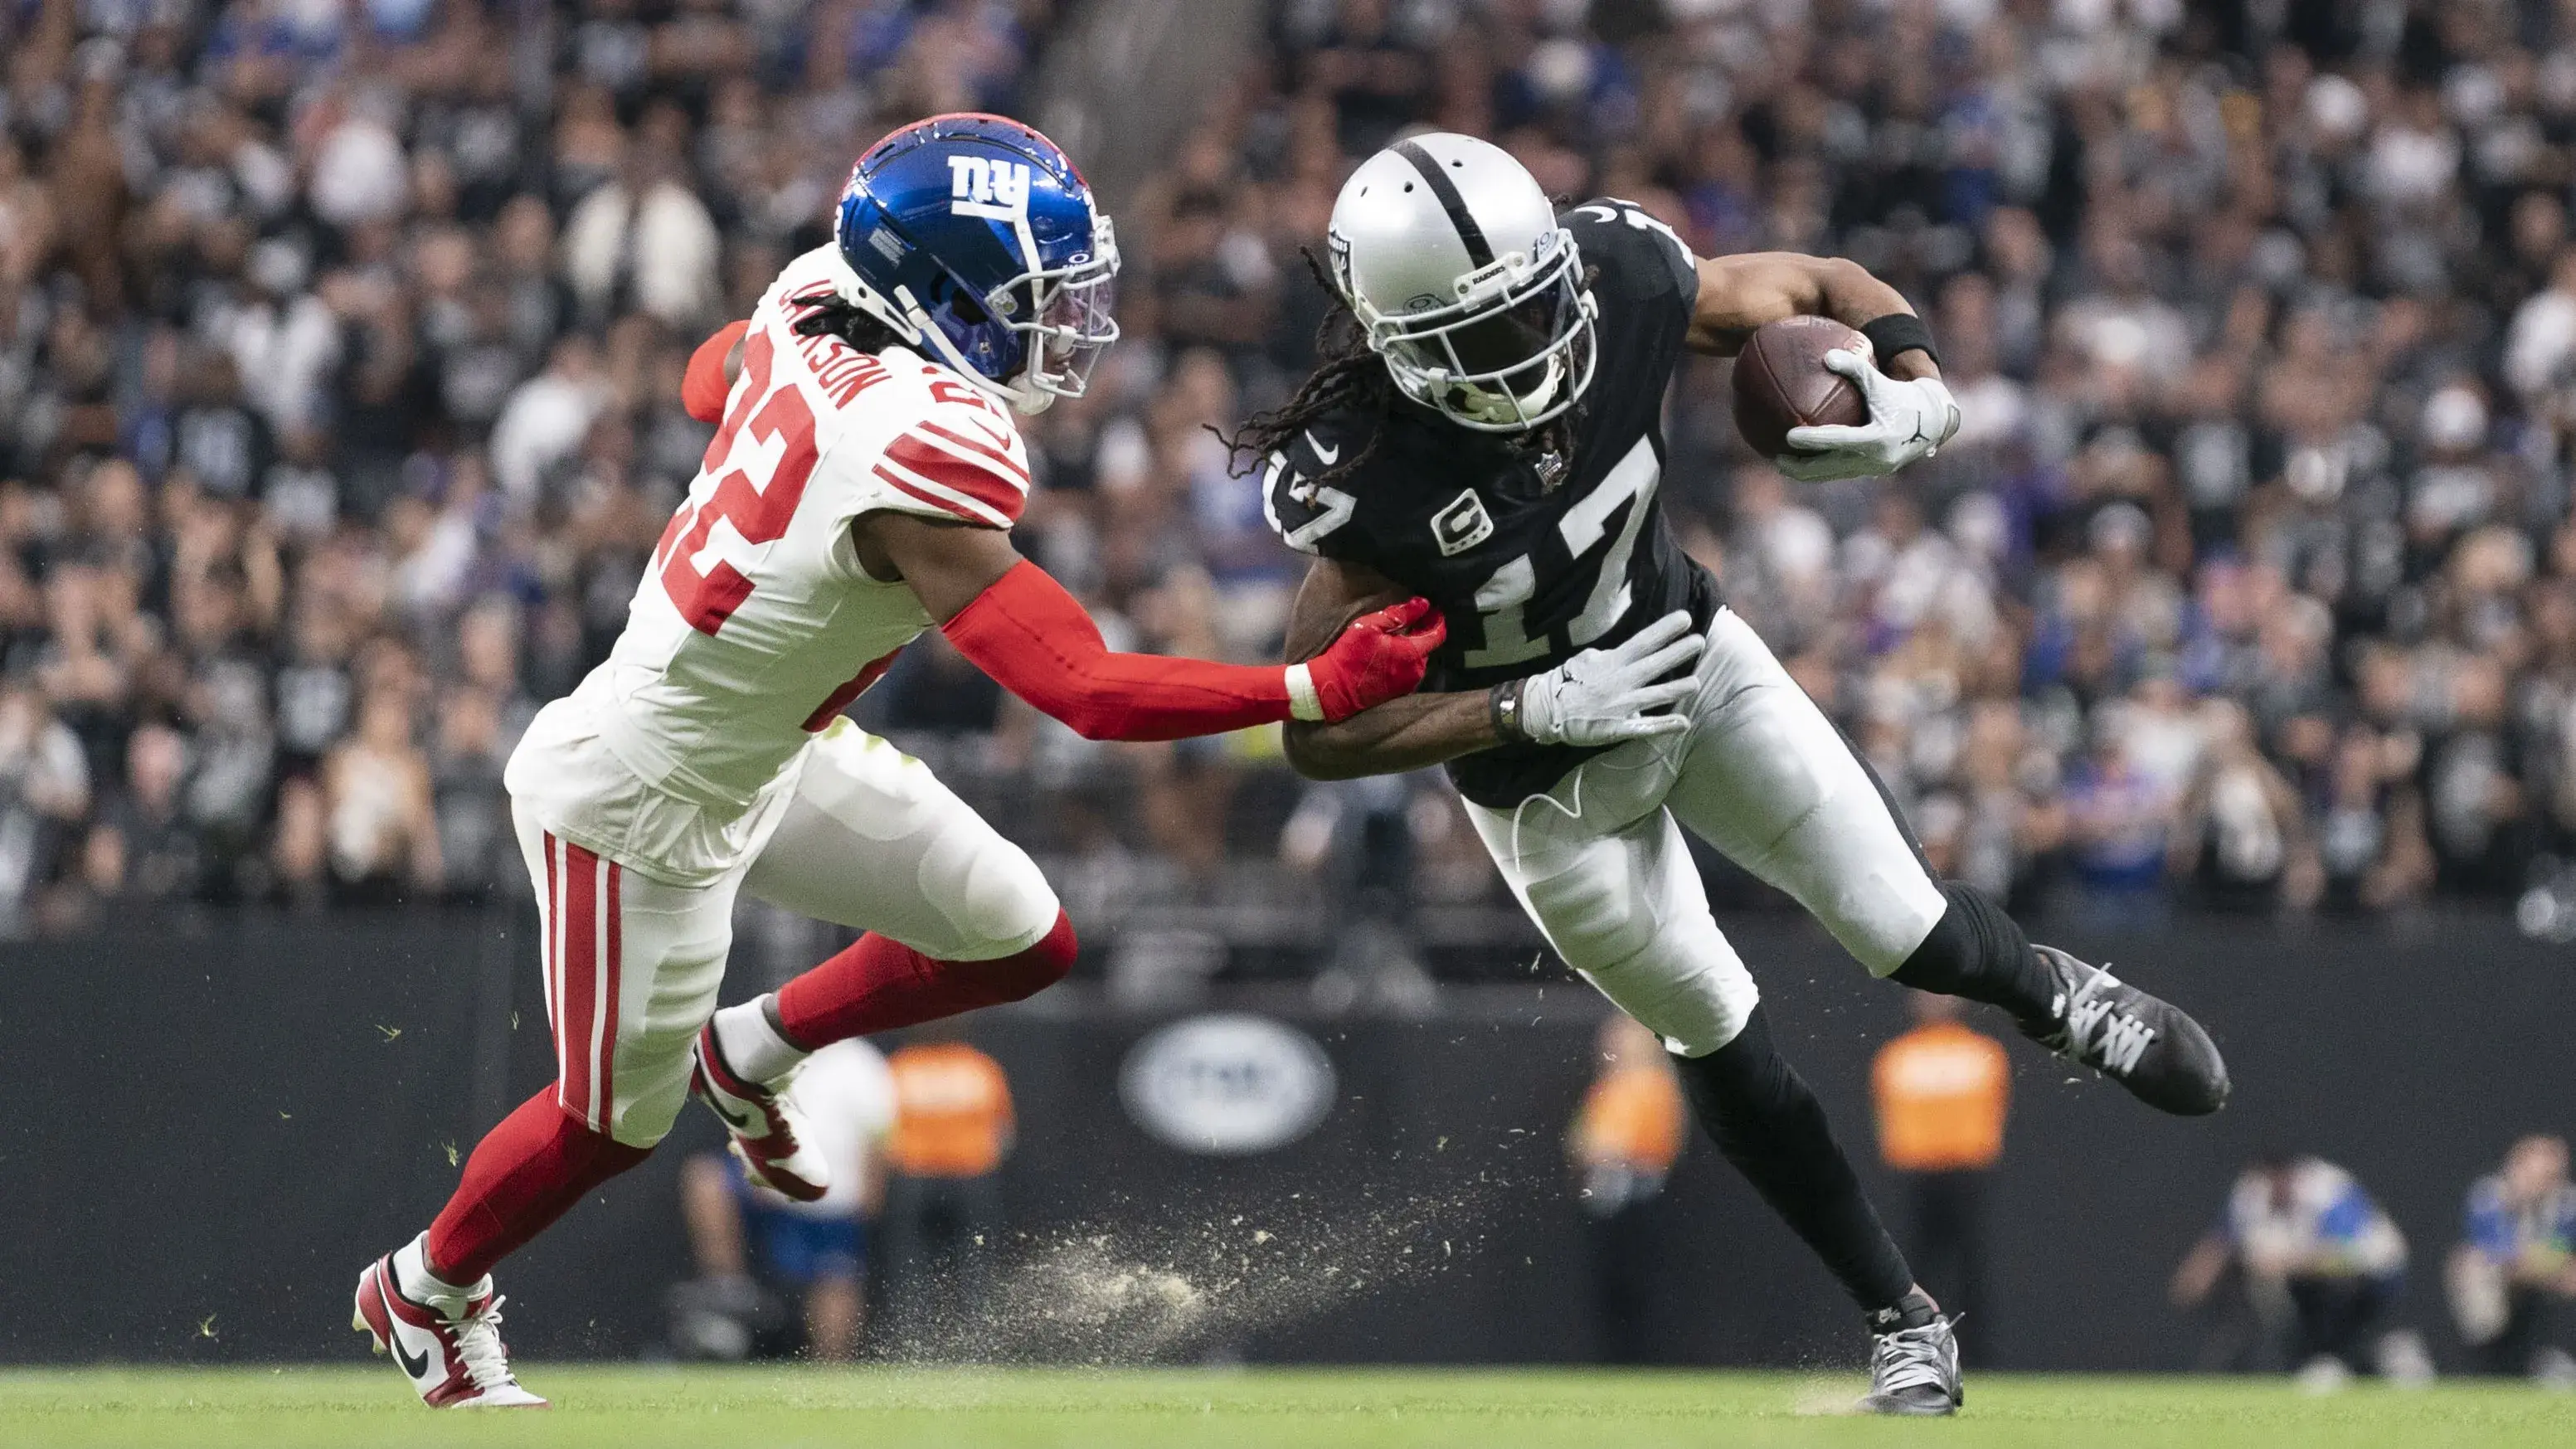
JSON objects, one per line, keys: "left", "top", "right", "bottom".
{"left": 940, "top": 278, "right": 992, "bottom": 326}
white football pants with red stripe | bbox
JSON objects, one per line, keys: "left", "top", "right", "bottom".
{"left": 515, "top": 718, "right": 1059, "bottom": 1147}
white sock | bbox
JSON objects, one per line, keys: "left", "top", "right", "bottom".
{"left": 394, "top": 1233, "right": 479, "bottom": 1312}
{"left": 710, "top": 995, "right": 806, "bottom": 1085}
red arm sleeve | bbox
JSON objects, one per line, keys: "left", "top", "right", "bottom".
{"left": 682, "top": 319, "right": 751, "bottom": 424}
{"left": 940, "top": 561, "right": 1295, "bottom": 742}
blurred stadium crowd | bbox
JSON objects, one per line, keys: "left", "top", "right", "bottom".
{"left": 7, "top": 0, "right": 2576, "bottom": 947}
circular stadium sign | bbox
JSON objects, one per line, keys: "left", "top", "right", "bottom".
{"left": 1119, "top": 1013, "right": 1337, "bottom": 1155}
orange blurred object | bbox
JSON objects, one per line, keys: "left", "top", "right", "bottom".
{"left": 884, "top": 1041, "right": 1014, "bottom": 1179}
{"left": 1871, "top": 1019, "right": 2010, "bottom": 1173}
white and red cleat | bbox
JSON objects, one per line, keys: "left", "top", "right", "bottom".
{"left": 690, "top": 1021, "right": 829, "bottom": 1202}
{"left": 352, "top": 1248, "right": 547, "bottom": 1408}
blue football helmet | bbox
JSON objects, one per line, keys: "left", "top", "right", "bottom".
{"left": 833, "top": 112, "right": 1120, "bottom": 415}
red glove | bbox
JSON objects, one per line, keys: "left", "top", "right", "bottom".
{"left": 1294, "top": 596, "right": 1447, "bottom": 722}
{"left": 682, "top": 319, "right": 750, "bottom": 424}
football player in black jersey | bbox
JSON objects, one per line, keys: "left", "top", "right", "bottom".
{"left": 1242, "top": 133, "right": 2231, "bottom": 1414}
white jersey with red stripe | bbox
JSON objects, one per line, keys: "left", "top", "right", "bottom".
{"left": 505, "top": 245, "right": 1032, "bottom": 886}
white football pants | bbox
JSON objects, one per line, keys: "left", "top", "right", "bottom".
{"left": 1465, "top": 608, "right": 1947, "bottom": 1057}
{"left": 515, "top": 719, "right": 1059, "bottom": 1147}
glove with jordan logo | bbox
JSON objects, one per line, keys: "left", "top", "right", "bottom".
{"left": 1293, "top": 597, "right": 1449, "bottom": 722}
{"left": 1492, "top": 610, "right": 1706, "bottom": 748}
{"left": 1778, "top": 347, "right": 1961, "bottom": 483}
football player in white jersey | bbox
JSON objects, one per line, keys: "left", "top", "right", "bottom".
{"left": 347, "top": 115, "right": 1476, "bottom": 1407}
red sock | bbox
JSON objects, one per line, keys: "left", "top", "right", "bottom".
{"left": 424, "top": 1087, "right": 651, "bottom": 1284}
{"left": 775, "top": 910, "right": 1077, "bottom": 1049}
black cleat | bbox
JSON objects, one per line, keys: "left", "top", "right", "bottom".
{"left": 2020, "top": 946, "right": 2228, "bottom": 1116}
{"left": 1861, "top": 1315, "right": 1963, "bottom": 1416}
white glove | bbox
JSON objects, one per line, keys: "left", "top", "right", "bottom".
{"left": 1504, "top": 610, "right": 1705, "bottom": 748}
{"left": 1777, "top": 346, "right": 1961, "bottom": 483}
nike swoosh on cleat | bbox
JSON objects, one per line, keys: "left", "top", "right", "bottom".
{"left": 693, "top": 1048, "right": 766, "bottom": 1132}
{"left": 382, "top": 1285, "right": 435, "bottom": 1383}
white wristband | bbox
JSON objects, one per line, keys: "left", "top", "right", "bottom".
{"left": 1284, "top": 663, "right": 1324, "bottom": 722}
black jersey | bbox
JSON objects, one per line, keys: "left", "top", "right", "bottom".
{"left": 1265, "top": 199, "right": 1721, "bottom": 808}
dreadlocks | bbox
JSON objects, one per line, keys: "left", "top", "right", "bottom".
{"left": 1220, "top": 249, "right": 1592, "bottom": 490}
{"left": 1220, "top": 248, "right": 1406, "bottom": 489}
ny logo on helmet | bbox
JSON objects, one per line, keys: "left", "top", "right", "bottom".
{"left": 949, "top": 156, "right": 1033, "bottom": 221}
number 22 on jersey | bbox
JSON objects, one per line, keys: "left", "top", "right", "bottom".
{"left": 657, "top": 329, "right": 819, "bottom": 635}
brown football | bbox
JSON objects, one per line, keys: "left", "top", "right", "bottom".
{"left": 1732, "top": 315, "right": 1869, "bottom": 460}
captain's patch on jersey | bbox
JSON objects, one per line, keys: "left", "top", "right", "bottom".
{"left": 1430, "top": 489, "right": 1495, "bottom": 557}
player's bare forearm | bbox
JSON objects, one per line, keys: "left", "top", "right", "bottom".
{"left": 1687, "top": 254, "right": 1937, "bottom": 378}
{"left": 1280, "top": 556, "right": 1494, "bottom": 780}
{"left": 1284, "top": 692, "right": 1495, "bottom": 780}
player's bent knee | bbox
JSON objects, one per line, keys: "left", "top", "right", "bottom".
{"left": 937, "top": 840, "right": 1062, "bottom": 961}
{"left": 604, "top": 1110, "right": 683, "bottom": 1150}
{"left": 1826, "top": 866, "right": 1949, "bottom": 976}
{"left": 1580, "top": 927, "right": 1760, "bottom": 1058}
{"left": 956, "top": 909, "right": 1077, "bottom": 1003}
{"left": 580, "top": 1024, "right": 704, "bottom": 1150}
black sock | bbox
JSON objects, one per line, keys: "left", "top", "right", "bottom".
{"left": 1673, "top": 1009, "right": 1915, "bottom": 1315}
{"left": 1888, "top": 881, "right": 2053, "bottom": 1024}
{"left": 1869, "top": 1286, "right": 1942, "bottom": 1334}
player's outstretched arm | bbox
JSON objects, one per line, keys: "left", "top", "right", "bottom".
{"left": 856, "top": 512, "right": 1446, "bottom": 742}
{"left": 1278, "top": 559, "right": 1705, "bottom": 781}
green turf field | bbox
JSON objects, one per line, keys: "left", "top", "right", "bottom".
{"left": 2, "top": 1366, "right": 2569, "bottom": 1448}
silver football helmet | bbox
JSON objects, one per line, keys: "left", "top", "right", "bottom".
{"left": 1328, "top": 131, "right": 1597, "bottom": 433}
